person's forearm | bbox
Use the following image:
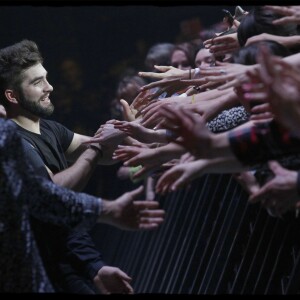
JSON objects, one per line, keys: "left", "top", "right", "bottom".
{"left": 207, "top": 132, "right": 233, "bottom": 159}
{"left": 193, "top": 87, "right": 233, "bottom": 104}
{"left": 140, "top": 128, "right": 169, "bottom": 144}
{"left": 53, "top": 147, "right": 101, "bottom": 191}
{"left": 206, "top": 89, "right": 240, "bottom": 121}
{"left": 284, "top": 52, "right": 300, "bottom": 68}
{"left": 202, "top": 156, "right": 247, "bottom": 174}
{"left": 157, "top": 142, "right": 187, "bottom": 163}
{"left": 281, "top": 35, "right": 300, "bottom": 49}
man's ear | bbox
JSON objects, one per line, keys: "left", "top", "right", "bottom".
{"left": 5, "top": 89, "right": 18, "bottom": 104}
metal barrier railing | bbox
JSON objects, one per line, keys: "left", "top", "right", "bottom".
{"left": 91, "top": 173, "right": 300, "bottom": 294}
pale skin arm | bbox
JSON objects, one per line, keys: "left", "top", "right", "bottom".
{"left": 245, "top": 33, "right": 300, "bottom": 49}
{"left": 156, "top": 157, "right": 246, "bottom": 194}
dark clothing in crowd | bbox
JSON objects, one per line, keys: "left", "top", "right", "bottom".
{"left": 229, "top": 120, "right": 300, "bottom": 166}
{"left": 0, "top": 119, "right": 101, "bottom": 292}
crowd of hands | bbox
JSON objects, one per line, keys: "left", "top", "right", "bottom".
{"left": 56, "top": 6, "right": 300, "bottom": 293}
{"left": 85, "top": 6, "right": 300, "bottom": 221}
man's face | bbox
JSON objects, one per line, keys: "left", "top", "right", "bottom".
{"left": 17, "top": 63, "right": 54, "bottom": 118}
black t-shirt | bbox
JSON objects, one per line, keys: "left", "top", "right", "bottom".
{"left": 17, "top": 119, "right": 74, "bottom": 174}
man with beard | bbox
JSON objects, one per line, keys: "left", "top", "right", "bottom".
{"left": 0, "top": 40, "right": 164, "bottom": 294}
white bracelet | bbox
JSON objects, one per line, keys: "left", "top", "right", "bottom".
{"left": 194, "top": 67, "right": 200, "bottom": 77}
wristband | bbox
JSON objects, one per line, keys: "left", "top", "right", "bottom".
{"left": 89, "top": 144, "right": 103, "bottom": 158}
{"left": 129, "top": 165, "right": 143, "bottom": 183}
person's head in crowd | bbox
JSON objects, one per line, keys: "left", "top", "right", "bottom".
{"left": 144, "top": 43, "right": 175, "bottom": 72}
{"left": 0, "top": 39, "right": 54, "bottom": 118}
{"left": 110, "top": 69, "right": 147, "bottom": 120}
{"left": 237, "top": 6, "right": 299, "bottom": 48}
{"left": 231, "top": 40, "right": 291, "bottom": 65}
{"left": 0, "top": 104, "right": 6, "bottom": 118}
{"left": 194, "top": 42, "right": 216, "bottom": 68}
{"left": 116, "top": 73, "right": 146, "bottom": 106}
{"left": 170, "top": 42, "right": 197, "bottom": 70}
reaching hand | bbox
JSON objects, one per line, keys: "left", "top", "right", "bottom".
{"left": 182, "top": 62, "right": 252, "bottom": 91}
{"left": 139, "top": 65, "right": 188, "bottom": 81}
{"left": 139, "top": 97, "right": 182, "bottom": 128}
{"left": 93, "top": 266, "right": 134, "bottom": 294}
{"left": 156, "top": 160, "right": 207, "bottom": 194}
{"left": 249, "top": 161, "right": 299, "bottom": 217}
{"left": 100, "top": 186, "right": 165, "bottom": 230}
{"left": 114, "top": 120, "right": 154, "bottom": 143}
{"left": 113, "top": 145, "right": 165, "bottom": 178}
{"left": 84, "top": 123, "right": 127, "bottom": 146}
{"left": 120, "top": 99, "right": 136, "bottom": 122}
{"left": 139, "top": 77, "right": 191, "bottom": 99}
{"left": 203, "top": 32, "right": 240, "bottom": 57}
{"left": 265, "top": 5, "right": 300, "bottom": 25}
{"left": 234, "top": 171, "right": 260, "bottom": 195}
{"left": 254, "top": 44, "right": 300, "bottom": 133}
{"left": 130, "top": 90, "right": 154, "bottom": 113}
{"left": 158, "top": 105, "right": 213, "bottom": 158}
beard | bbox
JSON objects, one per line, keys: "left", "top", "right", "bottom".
{"left": 18, "top": 92, "right": 54, "bottom": 118}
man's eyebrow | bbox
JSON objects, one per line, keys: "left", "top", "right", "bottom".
{"left": 29, "top": 76, "right": 43, "bottom": 84}
{"left": 29, "top": 73, "right": 48, "bottom": 84}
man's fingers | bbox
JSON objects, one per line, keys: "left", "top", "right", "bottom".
{"left": 133, "top": 200, "right": 160, "bottom": 208}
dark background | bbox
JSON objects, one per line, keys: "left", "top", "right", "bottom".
{"left": 0, "top": 4, "right": 243, "bottom": 87}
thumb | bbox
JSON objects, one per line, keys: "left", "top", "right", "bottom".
{"left": 120, "top": 99, "right": 135, "bottom": 122}
{"left": 268, "top": 160, "right": 283, "bottom": 175}
{"left": 128, "top": 185, "right": 144, "bottom": 200}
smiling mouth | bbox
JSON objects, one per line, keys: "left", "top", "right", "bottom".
{"left": 41, "top": 95, "right": 50, "bottom": 102}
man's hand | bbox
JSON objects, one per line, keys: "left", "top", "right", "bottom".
{"left": 93, "top": 266, "right": 134, "bottom": 294}
{"left": 100, "top": 186, "right": 165, "bottom": 230}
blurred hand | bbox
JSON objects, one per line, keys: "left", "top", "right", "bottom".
{"left": 100, "top": 186, "right": 165, "bottom": 230}
{"left": 93, "top": 266, "right": 133, "bottom": 294}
